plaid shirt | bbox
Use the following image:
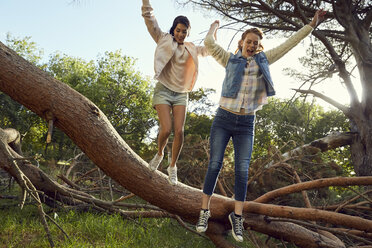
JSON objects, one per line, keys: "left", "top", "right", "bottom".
{"left": 219, "top": 57, "right": 268, "bottom": 114}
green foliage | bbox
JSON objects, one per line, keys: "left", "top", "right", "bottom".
{"left": 254, "top": 98, "right": 349, "bottom": 159}
{"left": 188, "top": 87, "right": 216, "bottom": 115}
{"left": 1, "top": 36, "right": 156, "bottom": 160}
{"left": 47, "top": 50, "right": 156, "bottom": 156}
{"left": 5, "top": 33, "right": 44, "bottom": 66}
{"left": 185, "top": 112, "right": 213, "bottom": 139}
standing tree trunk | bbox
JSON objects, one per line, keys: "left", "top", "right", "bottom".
{"left": 331, "top": 0, "right": 372, "bottom": 177}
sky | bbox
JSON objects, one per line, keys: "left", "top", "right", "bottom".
{"left": 0, "top": 0, "right": 356, "bottom": 109}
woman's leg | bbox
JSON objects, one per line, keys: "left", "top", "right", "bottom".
{"left": 232, "top": 128, "right": 254, "bottom": 204}
{"left": 229, "top": 134, "right": 253, "bottom": 242}
{"left": 234, "top": 201, "right": 244, "bottom": 215}
{"left": 228, "top": 116, "right": 255, "bottom": 242}
{"left": 155, "top": 104, "right": 172, "bottom": 156}
{"left": 202, "top": 119, "right": 231, "bottom": 197}
{"left": 196, "top": 116, "right": 231, "bottom": 232}
{"left": 169, "top": 105, "right": 186, "bottom": 167}
{"left": 201, "top": 193, "right": 211, "bottom": 210}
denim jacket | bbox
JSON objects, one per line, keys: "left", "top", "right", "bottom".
{"left": 204, "top": 24, "right": 313, "bottom": 99}
{"left": 221, "top": 50, "right": 275, "bottom": 98}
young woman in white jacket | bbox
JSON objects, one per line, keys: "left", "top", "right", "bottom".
{"left": 141, "top": 0, "right": 209, "bottom": 185}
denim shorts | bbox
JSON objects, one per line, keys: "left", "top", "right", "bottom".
{"left": 152, "top": 82, "right": 188, "bottom": 108}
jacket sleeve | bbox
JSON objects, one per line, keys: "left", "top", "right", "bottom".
{"left": 141, "top": 0, "right": 166, "bottom": 43}
{"left": 265, "top": 25, "right": 313, "bottom": 64}
{"left": 204, "top": 34, "right": 231, "bottom": 67}
{"left": 196, "top": 45, "right": 210, "bottom": 57}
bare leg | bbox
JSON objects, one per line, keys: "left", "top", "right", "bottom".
{"left": 201, "top": 193, "right": 211, "bottom": 210}
{"left": 155, "top": 104, "right": 172, "bottom": 156}
{"left": 234, "top": 201, "right": 244, "bottom": 215}
{"left": 169, "top": 105, "right": 186, "bottom": 167}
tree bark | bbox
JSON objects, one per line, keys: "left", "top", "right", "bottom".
{"left": 1, "top": 41, "right": 371, "bottom": 247}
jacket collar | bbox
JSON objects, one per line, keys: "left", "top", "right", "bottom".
{"left": 235, "top": 50, "right": 244, "bottom": 59}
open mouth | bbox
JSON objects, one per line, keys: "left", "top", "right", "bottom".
{"left": 175, "top": 37, "right": 185, "bottom": 44}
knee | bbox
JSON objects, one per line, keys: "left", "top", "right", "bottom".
{"left": 160, "top": 127, "right": 172, "bottom": 137}
{"left": 208, "top": 161, "right": 222, "bottom": 172}
{"left": 173, "top": 128, "right": 184, "bottom": 139}
{"left": 235, "top": 159, "right": 251, "bottom": 172}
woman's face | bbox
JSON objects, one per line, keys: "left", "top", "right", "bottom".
{"left": 240, "top": 32, "right": 261, "bottom": 58}
{"left": 173, "top": 23, "right": 188, "bottom": 44}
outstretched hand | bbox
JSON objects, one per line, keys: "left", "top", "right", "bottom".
{"left": 310, "top": 9, "right": 327, "bottom": 28}
{"left": 209, "top": 20, "right": 220, "bottom": 40}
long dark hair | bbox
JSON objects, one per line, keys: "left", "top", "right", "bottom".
{"left": 169, "top": 15, "right": 191, "bottom": 36}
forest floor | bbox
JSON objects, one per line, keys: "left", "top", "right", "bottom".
{"left": 0, "top": 185, "right": 259, "bottom": 248}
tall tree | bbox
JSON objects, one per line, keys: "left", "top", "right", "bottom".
{"left": 176, "top": 0, "right": 372, "bottom": 176}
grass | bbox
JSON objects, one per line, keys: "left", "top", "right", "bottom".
{"left": 0, "top": 185, "right": 259, "bottom": 248}
{"left": 0, "top": 203, "right": 264, "bottom": 247}
{"left": 0, "top": 203, "right": 220, "bottom": 248}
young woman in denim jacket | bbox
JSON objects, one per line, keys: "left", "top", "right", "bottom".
{"left": 196, "top": 10, "right": 326, "bottom": 242}
{"left": 142, "top": 0, "right": 209, "bottom": 185}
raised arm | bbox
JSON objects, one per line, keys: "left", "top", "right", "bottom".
{"left": 195, "top": 45, "right": 209, "bottom": 57}
{"left": 265, "top": 25, "right": 313, "bottom": 64}
{"left": 309, "top": 9, "right": 327, "bottom": 28}
{"left": 141, "top": 0, "right": 165, "bottom": 43}
{"left": 265, "top": 9, "right": 327, "bottom": 64}
{"left": 204, "top": 20, "right": 231, "bottom": 67}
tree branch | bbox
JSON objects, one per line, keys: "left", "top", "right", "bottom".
{"left": 310, "top": 31, "right": 360, "bottom": 107}
{"left": 267, "top": 217, "right": 372, "bottom": 246}
{"left": 363, "top": 6, "right": 372, "bottom": 28}
{"left": 254, "top": 176, "right": 372, "bottom": 203}
{"left": 292, "top": 88, "right": 350, "bottom": 115}
{"left": 245, "top": 199, "right": 372, "bottom": 233}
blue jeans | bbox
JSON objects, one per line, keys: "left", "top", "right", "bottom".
{"left": 203, "top": 107, "right": 255, "bottom": 201}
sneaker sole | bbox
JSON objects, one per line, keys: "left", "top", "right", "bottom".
{"left": 196, "top": 226, "right": 207, "bottom": 233}
{"left": 167, "top": 178, "right": 177, "bottom": 185}
{"left": 228, "top": 214, "right": 243, "bottom": 242}
{"left": 149, "top": 161, "right": 160, "bottom": 171}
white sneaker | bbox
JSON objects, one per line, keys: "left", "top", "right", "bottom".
{"left": 149, "top": 153, "right": 163, "bottom": 171}
{"left": 167, "top": 166, "right": 178, "bottom": 185}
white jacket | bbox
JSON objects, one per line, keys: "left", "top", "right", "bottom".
{"left": 142, "top": 0, "right": 209, "bottom": 92}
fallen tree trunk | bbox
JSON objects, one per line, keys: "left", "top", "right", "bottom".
{"left": 1, "top": 41, "right": 371, "bottom": 247}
